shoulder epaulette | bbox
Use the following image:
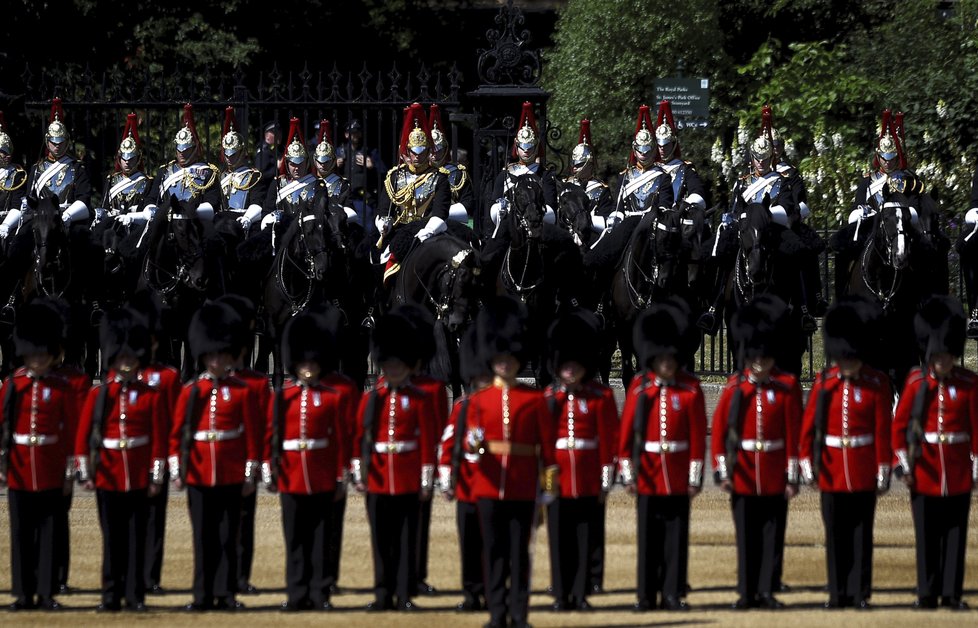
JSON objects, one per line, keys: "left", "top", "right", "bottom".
{"left": 438, "top": 166, "right": 451, "bottom": 175}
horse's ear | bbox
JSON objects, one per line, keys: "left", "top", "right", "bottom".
{"left": 25, "top": 195, "right": 38, "bottom": 211}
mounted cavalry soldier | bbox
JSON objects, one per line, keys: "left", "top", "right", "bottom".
{"left": 375, "top": 103, "right": 450, "bottom": 283}
{"left": 487, "top": 101, "right": 558, "bottom": 236}
{"left": 95, "top": 113, "right": 153, "bottom": 226}
{"left": 562, "top": 118, "right": 615, "bottom": 243}
{"left": 218, "top": 106, "right": 266, "bottom": 235}
{"left": 653, "top": 101, "right": 707, "bottom": 212}
{"left": 893, "top": 296, "right": 977, "bottom": 611}
{"left": 262, "top": 117, "right": 320, "bottom": 226}
{"left": 429, "top": 104, "right": 475, "bottom": 224}
{"left": 143, "top": 104, "right": 220, "bottom": 220}
{"left": 312, "top": 119, "right": 357, "bottom": 222}
{"left": 0, "top": 112, "right": 28, "bottom": 225}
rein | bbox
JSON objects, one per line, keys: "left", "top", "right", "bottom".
{"left": 860, "top": 214, "right": 903, "bottom": 311}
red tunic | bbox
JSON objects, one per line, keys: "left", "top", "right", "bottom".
{"left": 353, "top": 381, "right": 436, "bottom": 495}
{"left": 75, "top": 379, "right": 168, "bottom": 491}
{"left": 1, "top": 368, "right": 78, "bottom": 491}
{"left": 438, "top": 394, "right": 481, "bottom": 503}
{"left": 168, "top": 375, "right": 263, "bottom": 487}
{"left": 618, "top": 371, "right": 707, "bottom": 496}
{"left": 710, "top": 368, "right": 802, "bottom": 496}
{"left": 465, "top": 382, "right": 557, "bottom": 502}
{"left": 893, "top": 366, "right": 978, "bottom": 496}
{"left": 138, "top": 363, "right": 182, "bottom": 426}
{"left": 799, "top": 366, "right": 892, "bottom": 493}
{"left": 265, "top": 379, "right": 348, "bottom": 494}
{"left": 545, "top": 381, "right": 618, "bottom": 498}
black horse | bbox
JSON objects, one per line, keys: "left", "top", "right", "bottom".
{"left": 138, "top": 193, "right": 223, "bottom": 378}
{"left": 390, "top": 233, "right": 484, "bottom": 393}
{"left": 556, "top": 183, "right": 601, "bottom": 251}
{"left": 610, "top": 206, "right": 688, "bottom": 384}
{"left": 845, "top": 198, "right": 931, "bottom": 384}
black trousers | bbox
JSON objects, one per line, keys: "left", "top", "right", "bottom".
{"left": 187, "top": 484, "right": 243, "bottom": 605}
{"left": 731, "top": 494, "right": 780, "bottom": 600}
{"left": 415, "top": 496, "right": 433, "bottom": 590}
{"left": 821, "top": 491, "right": 876, "bottom": 603}
{"left": 637, "top": 494, "right": 690, "bottom": 605}
{"left": 365, "top": 492, "right": 419, "bottom": 605}
{"left": 477, "top": 498, "right": 535, "bottom": 626}
{"left": 773, "top": 495, "right": 788, "bottom": 587}
{"left": 237, "top": 489, "right": 257, "bottom": 590}
{"left": 55, "top": 488, "right": 72, "bottom": 588}
{"left": 281, "top": 491, "right": 334, "bottom": 606}
{"left": 325, "top": 489, "right": 347, "bottom": 589}
{"left": 588, "top": 498, "right": 607, "bottom": 591}
{"left": 548, "top": 496, "right": 598, "bottom": 604}
{"left": 97, "top": 489, "right": 149, "bottom": 605}
{"left": 8, "top": 488, "right": 59, "bottom": 603}
{"left": 144, "top": 476, "right": 168, "bottom": 588}
{"left": 457, "top": 500, "right": 485, "bottom": 603}
{"left": 911, "top": 492, "right": 972, "bottom": 600}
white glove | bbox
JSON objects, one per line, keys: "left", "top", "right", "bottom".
{"left": 769, "top": 204, "right": 788, "bottom": 226}
{"left": 374, "top": 214, "right": 391, "bottom": 235}
{"left": 195, "top": 202, "right": 215, "bottom": 221}
{"left": 61, "top": 200, "right": 89, "bottom": 226}
{"left": 236, "top": 216, "right": 252, "bottom": 230}
{"left": 607, "top": 211, "right": 624, "bottom": 228}
{"left": 684, "top": 192, "right": 706, "bottom": 211}
{"left": 116, "top": 214, "right": 133, "bottom": 227}
{"left": 260, "top": 212, "right": 278, "bottom": 230}
{"left": 543, "top": 204, "right": 556, "bottom": 224}
{"left": 448, "top": 202, "right": 469, "bottom": 223}
{"left": 415, "top": 216, "right": 447, "bottom": 242}
{"left": 490, "top": 200, "right": 507, "bottom": 225}
{"left": 93, "top": 207, "right": 107, "bottom": 222}
{"left": 0, "top": 208, "right": 23, "bottom": 238}
{"left": 343, "top": 206, "right": 361, "bottom": 226}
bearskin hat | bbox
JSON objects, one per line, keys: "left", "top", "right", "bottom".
{"left": 188, "top": 302, "right": 242, "bottom": 361}
{"left": 372, "top": 310, "right": 423, "bottom": 366}
{"left": 459, "top": 326, "right": 491, "bottom": 389}
{"left": 216, "top": 294, "right": 256, "bottom": 355}
{"left": 547, "top": 310, "right": 601, "bottom": 379}
{"left": 633, "top": 297, "right": 696, "bottom": 368}
{"left": 100, "top": 307, "right": 151, "bottom": 370}
{"left": 13, "top": 300, "right": 66, "bottom": 358}
{"left": 823, "top": 297, "right": 881, "bottom": 362}
{"left": 914, "top": 295, "right": 966, "bottom": 360}
{"left": 282, "top": 310, "right": 332, "bottom": 372}
{"left": 475, "top": 296, "right": 529, "bottom": 364}
{"left": 731, "top": 295, "right": 789, "bottom": 362}
{"left": 392, "top": 304, "right": 437, "bottom": 365}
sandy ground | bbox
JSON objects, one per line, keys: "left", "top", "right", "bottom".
{"left": 0, "top": 483, "right": 975, "bottom": 627}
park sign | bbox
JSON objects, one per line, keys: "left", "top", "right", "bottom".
{"left": 654, "top": 78, "right": 710, "bottom": 128}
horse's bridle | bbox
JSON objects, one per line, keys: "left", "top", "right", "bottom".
{"left": 415, "top": 248, "right": 474, "bottom": 321}
{"left": 33, "top": 221, "right": 72, "bottom": 299}
{"left": 861, "top": 207, "right": 906, "bottom": 311}
{"left": 623, "top": 209, "right": 681, "bottom": 309}
{"left": 276, "top": 211, "right": 329, "bottom": 315}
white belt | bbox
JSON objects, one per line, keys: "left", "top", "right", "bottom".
{"left": 193, "top": 425, "right": 245, "bottom": 442}
{"left": 374, "top": 440, "right": 418, "bottom": 454}
{"left": 102, "top": 435, "right": 150, "bottom": 450}
{"left": 824, "top": 434, "right": 874, "bottom": 449}
{"left": 741, "top": 438, "right": 784, "bottom": 452}
{"left": 644, "top": 440, "right": 689, "bottom": 453}
{"left": 924, "top": 431, "right": 970, "bottom": 445}
{"left": 282, "top": 437, "right": 329, "bottom": 451}
{"left": 555, "top": 437, "right": 598, "bottom": 451}
{"left": 623, "top": 210, "right": 647, "bottom": 217}
{"left": 13, "top": 433, "right": 59, "bottom": 446}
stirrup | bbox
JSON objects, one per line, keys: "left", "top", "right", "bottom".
{"left": 801, "top": 307, "right": 818, "bottom": 334}
{"left": 361, "top": 308, "right": 376, "bottom": 330}
{"left": 697, "top": 307, "right": 719, "bottom": 335}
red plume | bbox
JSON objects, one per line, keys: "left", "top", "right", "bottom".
{"left": 428, "top": 104, "right": 445, "bottom": 134}
{"left": 511, "top": 101, "right": 539, "bottom": 159}
{"left": 629, "top": 105, "right": 654, "bottom": 165}
{"left": 878, "top": 109, "right": 891, "bottom": 140}
{"left": 399, "top": 103, "right": 431, "bottom": 157}
{"left": 317, "top": 119, "right": 332, "bottom": 145}
{"left": 182, "top": 103, "right": 200, "bottom": 146}
{"left": 49, "top": 97, "right": 64, "bottom": 124}
{"left": 761, "top": 105, "right": 773, "bottom": 135}
{"left": 280, "top": 116, "right": 306, "bottom": 175}
{"left": 577, "top": 119, "right": 591, "bottom": 145}
{"left": 223, "top": 106, "right": 237, "bottom": 137}
{"left": 873, "top": 108, "right": 906, "bottom": 170}
{"left": 893, "top": 111, "right": 906, "bottom": 168}
{"left": 124, "top": 113, "right": 141, "bottom": 145}
{"left": 656, "top": 101, "right": 676, "bottom": 131}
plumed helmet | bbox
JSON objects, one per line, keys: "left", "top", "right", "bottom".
{"left": 654, "top": 100, "right": 680, "bottom": 156}
{"left": 571, "top": 118, "right": 593, "bottom": 170}
{"left": 475, "top": 296, "right": 529, "bottom": 365}
{"left": 45, "top": 98, "right": 69, "bottom": 145}
{"left": 118, "top": 113, "right": 142, "bottom": 162}
{"left": 174, "top": 103, "right": 199, "bottom": 152}
{"left": 0, "top": 111, "right": 14, "bottom": 155}
{"left": 513, "top": 101, "right": 539, "bottom": 155}
{"left": 823, "top": 297, "right": 882, "bottom": 363}
{"left": 188, "top": 302, "right": 242, "bottom": 361}
{"left": 428, "top": 104, "right": 447, "bottom": 155}
{"left": 14, "top": 300, "right": 66, "bottom": 358}
{"left": 630, "top": 104, "right": 654, "bottom": 163}
{"left": 633, "top": 296, "right": 697, "bottom": 368}
{"left": 547, "top": 310, "right": 602, "bottom": 379}
{"left": 100, "top": 307, "right": 151, "bottom": 370}
{"left": 282, "top": 117, "right": 307, "bottom": 170}
{"left": 399, "top": 103, "right": 432, "bottom": 157}
{"left": 873, "top": 108, "right": 907, "bottom": 170}
{"left": 314, "top": 119, "right": 335, "bottom": 166}
{"left": 915, "top": 295, "right": 966, "bottom": 360}
{"left": 222, "top": 106, "right": 244, "bottom": 160}
{"left": 282, "top": 309, "right": 333, "bottom": 372}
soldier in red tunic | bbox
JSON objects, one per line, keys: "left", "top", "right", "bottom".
{"left": 619, "top": 299, "right": 705, "bottom": 611}
{"left": 893, "top": 295, "right": 978, "bottom": 610}
{"left": 168, "top": 302, "right": 264, "bottom": 611}
{"left": 263, "top": 310, "right": 349, "bottom": 611}
{"left": 712, "top": 296, "right": 802, "bottom": 610}
{"left": 76, "top": 307, "right": 167, "bottom": 612}
{"left": 465, "top": 297, "right": 558, "bottom": 628}
{"left": 216, "top": 294, "right": 271, "bottom": 595}
{"left": 352, "top": 310, "right": 437, "bottom": 611}
{"left": 0, "top": 302, "right": 78, "bottom": 611}
{"left": 438, "top": 326, "right": 492, "bottom": 612}
{"left": 800, "top": 298, "right": 892, "bottom": 609}
{"left": 544, "top": 311, "right": 618, "bottom": 612}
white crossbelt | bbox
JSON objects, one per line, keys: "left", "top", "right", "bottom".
{"left": 741, "top": 174, "right": 777, "bottom": 202}
{"left": 33, "top": 157, "right": 72, "bottom": 194}
{"left": 623, "top": 169, "right": 663, "bottom": 197}
{"left": 868, "top": 175, "right": 889, "bottom": 198}
{"left": 108, "top": 174, "right": 146, "bottom": 201}
{"left": 282, "top": 437, "right": 329, "bottom": 451}
{"left": 740, "top": 438, "right": 784, "bottom": 452}
{"left": 13, "top": 433, "right": 59, "bottom": 446}
{"left": 193, "top": 424, "right": 244, "bottom": 442}
{"left": 555, "top": 437, "right": 598, "bottom": 450}
{"left": 102, "top": 435, "right": 150, "bottom": 450}
{"left": 924, "top": 431, "right": 970, "bottom": 445}
{"left": 374, "top": 440, "right": 418, "bottom": 454}
{"left": 644, "top": 440, "right": 689, "bottom": 453}
{"left": 276, "top": 177, "right": 311, "bottom": 203}
{"left": 824, "top": 434, "right": 873, "bottom": 449}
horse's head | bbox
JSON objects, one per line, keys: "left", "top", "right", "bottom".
{"left": 441, "top": 247, "right": 482, "bottom": 332}
{"left": 507, "top": 174, "right": 545, "bottom": 240}
{"left": 647, "top": 206, "right": 685, "bottom": 290}
{"left": 878, "top": 198, "right": 914, "bottom": 270}
{"left": 30, "top": 193, "right": 70, "bottom": 290}
{"left": 738, "top": 197, "right": 776, "bottom": 289}
{"left": 295, "top": 199, "right": 330, "bottom": 282}
{"left": 323, "top": 197, "right": 349, "bottom": 253}
{"left": 160, "top": 193, "right": 208, "bottom": 292}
